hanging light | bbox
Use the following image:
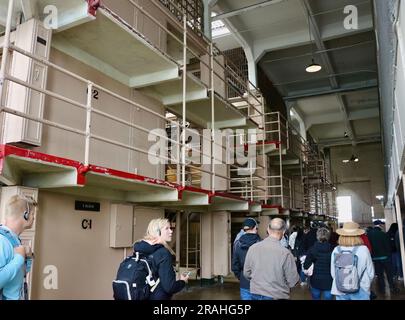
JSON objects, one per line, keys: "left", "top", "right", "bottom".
{"left": 305, "top": 12, "right": 322, "bottom": 73}
{"left": 342, "top": 155, "right": 359, "bottom": 163}
{"left": 306, "top": 59, "right": 322, "bottom": 73}
{"left": 350, "top": 154, "right": 359, "bottom": 162}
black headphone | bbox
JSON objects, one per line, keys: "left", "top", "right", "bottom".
{"left": 23, "top": 201, "right": 30, "bottom": 221}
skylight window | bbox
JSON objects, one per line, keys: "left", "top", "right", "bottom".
{"left": 211, "top": 12, "right": 230, "bottom": 38}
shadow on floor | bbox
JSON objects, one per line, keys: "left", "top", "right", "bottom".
{"left": 173, "top": 278, "right": 405, "bottom": 300}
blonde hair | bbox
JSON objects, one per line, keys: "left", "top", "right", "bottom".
{"left": 5, "top": 194, "right": 37, "bottom": 219}
{"left": 140, "top": 218, "right": 175, "bottom": 255}
{"left": 338, "top": 235, "right": 364, "bottom": 247}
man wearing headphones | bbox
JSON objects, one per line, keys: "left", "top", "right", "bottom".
{"left": 0, "top": 194, "right": 37, "bottom": 300}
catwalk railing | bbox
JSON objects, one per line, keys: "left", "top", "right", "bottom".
{"left": 0, "top": 0, "right": 267, "bottom": 201}
{"left": 261, "top": 111, "right": 336, "bottom": 215}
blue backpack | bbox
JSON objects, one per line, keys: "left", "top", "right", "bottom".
{"left": 112, "top": 251, "right": 159, "bottom": 300}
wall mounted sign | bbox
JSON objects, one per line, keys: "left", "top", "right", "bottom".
{"left": 75, "top": 201, "right": 100, "bottom": 212}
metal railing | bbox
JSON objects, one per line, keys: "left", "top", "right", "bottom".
{"left": 260, "top": 111, "right": 336, "bottom": 215}
{"left": 0, "top": 0, "right": 267, "bottom": 202}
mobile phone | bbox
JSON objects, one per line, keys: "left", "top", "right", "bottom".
{"left": 182, "top": 271, "right": 191, "bottom": 277}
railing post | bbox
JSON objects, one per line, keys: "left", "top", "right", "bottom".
{"left": 210, "top": 42, "right": 215, "bottom": 193}
{"left": 176, "top": 122, "right": 181, "bottom": 184}
{"left": 262, "top": 112, "right": 267, "bottom": 204}
{"left": 0, "top": 0, "right": 15, "bottom": 105}
{"left": 277, "top": 113, "right": 284, "bottom": 208}
{"left": 250, "top": 156, "right": 253, "bottom": 201}
{"left": 84, "top": 82, "right": 93, "bottom": 166}
{"left": 181, "top": 13, "right": 187, "bottom": 187}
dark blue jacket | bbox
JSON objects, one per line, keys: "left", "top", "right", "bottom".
{"left": 133, "top": 241, "right": 185, "bottom": 300}
{"left": 231, "top": 233, "right": 261, "bottom": 289}
{"left": 303, "top": 241, "right": 333, "bottom": 291}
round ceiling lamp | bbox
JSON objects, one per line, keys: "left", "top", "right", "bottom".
{"left": 305, "top": 59, "right": 322, "bottom": 73}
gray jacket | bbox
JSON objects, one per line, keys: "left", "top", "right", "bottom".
{"left": 243, "top": 236, "right": 299, "bottom": 299}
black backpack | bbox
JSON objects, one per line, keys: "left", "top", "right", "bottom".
{"left": 112, "top": 251, "right": 159, "bottom": 300}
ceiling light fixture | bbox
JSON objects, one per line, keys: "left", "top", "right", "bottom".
{"left": 350, "top": 155, "right": 359, "bottom": 162}
{"left": 306, "top": 59, "right": 322, "bottom": 73}
{"left": 342, "top": 155, "right": 359, "bottom": 163}
{"left": 305, "top": 12, "right": 322, "bottom": 73}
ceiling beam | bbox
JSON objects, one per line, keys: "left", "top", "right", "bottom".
{"left": 304, "top": 107, "right": 379, "bottom": 130}
{"left": 317, "top": 134, "right": 381, "bottom": 147}
{"left": 348, "top": 107, "right": 379, "bottom": 121}
{"left": 283, "top": 81, "right": 378, "bottom": 101}
{"left": 272, "top": 69, "right": 377, "bottom": 87}
{"left": 212, "top": 0, "right": 284, "bottom": 21}
{"left": 305, "top": 112, "right": 344, "bottom": 129}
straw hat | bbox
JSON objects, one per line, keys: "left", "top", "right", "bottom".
{"left": 336, "top": 221, "right": 365, "bottom": 236}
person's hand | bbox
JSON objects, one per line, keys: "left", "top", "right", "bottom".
{"left": 24, "top": 246, "right": 33, "bottom": 258}
{"left": 14, "top": 246, "right": 26, "bottom": 259}
{"left": 180, "top": 273, "right": 189, "bottom": 283}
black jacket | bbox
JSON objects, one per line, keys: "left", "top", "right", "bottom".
{"left": 367, "top": 227, "right": 391, "bottom": 259}
{"left": 231, "top": 233, "right": 261, "bottom": 289}
{"left": 303, "top": 241, "right": 333, "bottom": 291}
{"left": 133, "top": 240, "right": 185, "bottom": 300}
{"left": 301, "top": 228, "right": 317, "bottom": 255}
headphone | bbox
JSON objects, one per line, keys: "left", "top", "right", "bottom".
{"left": 23, "top": 200, "right": 30, "bottom": 221}
{"left": 155, "top": 224, "right": 161, "bottom": 236}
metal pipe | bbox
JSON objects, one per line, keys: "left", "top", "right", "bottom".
{"left": 0, "top": 107, "right": 86, "bottom": 137}
{"left": 210, "top": 42, "right": 216, "bottom": 193}
{"left": 5, "top": 74, "right": 87, "bottom": 110}
{"left": 84, "top": 82, "right": 93, "bottom": 166}
{"left": 91, "top": 134, "right": 174, "bottom": 164}
{"left": 186, "top": 212, "right": 189, "bottom": 270}
{"left": 182, "top": 14, "right": 187, "bottom": 187}
{"left": 9, "top": 44, "right": 180, "bottom": 126}
{"left": 0, "top": 0, "right": 14, "bottom": 105}
{"left": 176, "top": 212, "right": 181, "bottom": 272}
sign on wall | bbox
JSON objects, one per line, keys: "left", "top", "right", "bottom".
{"left": 75, "top": 201, "right": 100, "bottom": 212}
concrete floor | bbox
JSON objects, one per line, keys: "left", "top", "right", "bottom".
{"left": 173, "top": 278, "right": 405, "bottom": 300}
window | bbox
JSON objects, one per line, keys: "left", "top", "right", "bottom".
{"left": 337, "top": 196, "right": 352, "bottom": 222}
{"left": 212, "top": 12, "right": 230, "bottom": 38}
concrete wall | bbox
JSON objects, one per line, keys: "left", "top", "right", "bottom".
{"left": 330, "top": 143, "right": 385, "bottom": 224}
{"left": 30, "top": 190, "right": 164, "bottom": 299}
{"left": 377, "top": 1, "right": 405, "bottom": 207}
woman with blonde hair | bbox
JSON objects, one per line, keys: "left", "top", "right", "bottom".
{"left": 133, "top": 218, "right": 188, "bottom": 300}
{"left": 330, "top": 221, "right": 374, "bottom": 300}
